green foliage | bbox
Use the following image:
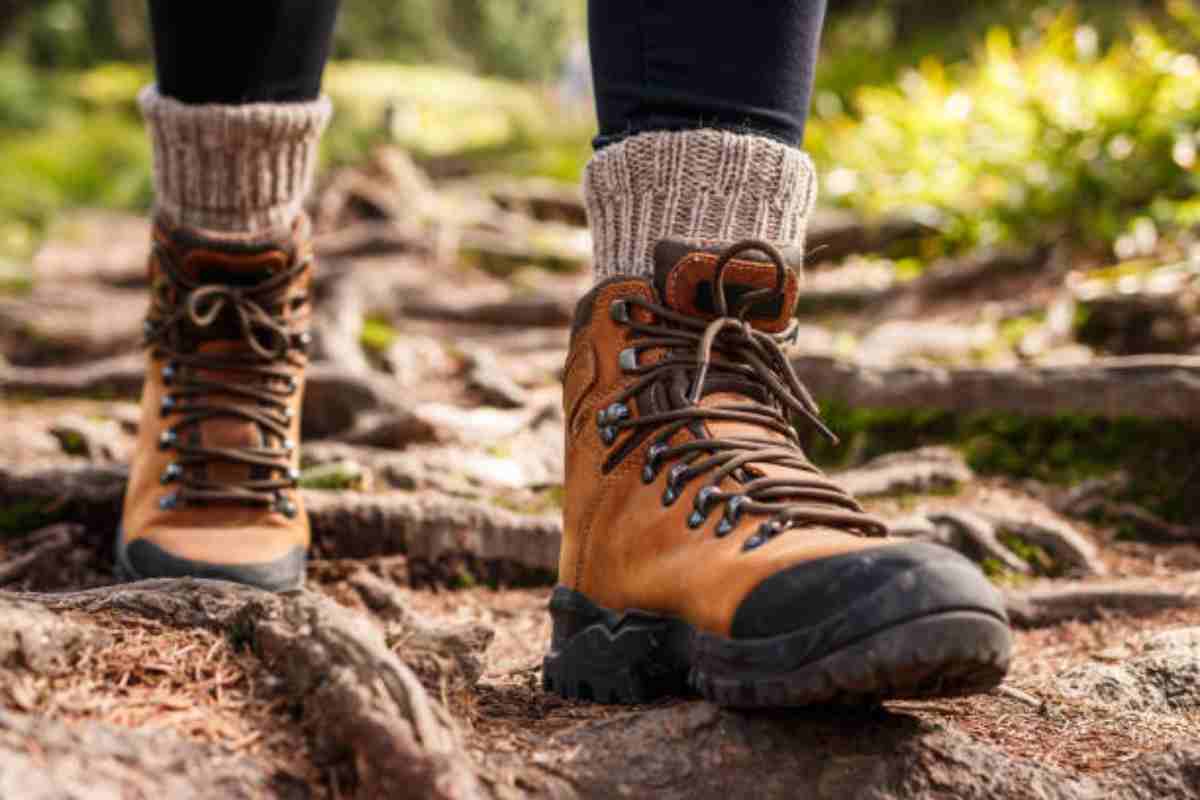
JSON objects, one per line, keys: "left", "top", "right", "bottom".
{"left": 334, "top": 0, "right": 585, "bottom": 81}
{"left": 808, "top": 6, "right": 1200, "bottom": 255}
{"left": 2, "top": 0, "right": 585, "bottom": 81}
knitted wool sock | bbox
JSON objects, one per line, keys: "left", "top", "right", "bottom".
{"left": 139, "top": 85, "right": 332, "bottom": 233}
{"left": 583, "top": 129, "right": 818, "bottom": 281}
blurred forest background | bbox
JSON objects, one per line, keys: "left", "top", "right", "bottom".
{"left": 2, "top": 0, "right": 1200, "bottom": 274}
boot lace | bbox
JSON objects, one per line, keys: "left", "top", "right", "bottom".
{"left": 599, "top": 239, "right": 887, "bottom": 551}
{"left": 143, "top": 242, "right": 311, "bottom": 516}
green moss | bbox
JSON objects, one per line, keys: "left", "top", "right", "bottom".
{"left": 359, "top": 316, "right": 398, "bottom": 355}
{"left": 980, "top": 558, "right": 1031, "bottom": 587}
{"left": 299, "top": 461, "right": 369, "bottom": 491}
{"left": 0, "top": 500, "right": 61, "bottom": 535}
{"left": 448, "top": 566, "right": 478, "bottom": 590}
{"left": 491, "top": 485, "right": 566, "bottom": 516}
{"left": 997, "top": 530, "right": 1060, "bottom": 576}
{"left": 54, "top": 430, "right": 86, "bottom": 456}
{"left": 807, "top": 404, "right": 1200, "bottom": 528}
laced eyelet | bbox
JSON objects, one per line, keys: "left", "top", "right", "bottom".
{"left": 716, "top": 495, "right": 747, "bottom": 537}
{"left": 744, "top": 521, "right": 782, "bottom": 552}
{"left": 282, "top": 407, "right": 294, "bottom": 422}
{"left": 158, "top": 492, "right": 179, "bottom": 511}
{"left": 161, "top": 363, "right": 177, "bottom": 384}
{"left": 158, "top": 429, "right": 178, "bottom": 450}
{"left": 160, "top": 463, "right": 182, "bottom": 485}
{"left": 599, "top": 426, "right": 618, "bottom": 445}
{"left": 689, "top": 486, "right": 719, "bottom": 527}
{"left": 642, "top": 442, "right": 668, "bottom": 484}
{"left": 285, "top": 376, "right": 298, "bottom": 394}
{"left": 662, "top": 463, "right": 690, "bottom": 507}
{"left": 287, "top": 467, "right": 301, "bottom": 483}
{"left": 610, "top": 299, "right": 630, "bottom": 324}
{"left": 160, "top": 395, "right": 176, "bottom": 416}
{"left": 296, "top": 331, "right": 313, "bottom": 353}
{"left": 618, "top": 348, "right": 639, "bottom": 372}
{"left": 282, "top": 438, "right": 295, "bottom": 454}
{"left": 142, "top": 319, "right": 155, "bottom": 338}
{"left": 597, "top": 402, "right": 629, "bottom": 426}
{"left": 274, "top": 493, "right": 298, "bottom": 518}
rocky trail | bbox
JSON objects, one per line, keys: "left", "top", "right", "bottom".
{"left": 2, "top": 148, "right": 1199, "bottom": 798}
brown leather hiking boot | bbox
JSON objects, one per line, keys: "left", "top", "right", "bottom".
{"left": 544, "top": 239, "right": 1012, "bottom": 707}
{"left": 116, "top": 217, "right": 314, "bottom": 591}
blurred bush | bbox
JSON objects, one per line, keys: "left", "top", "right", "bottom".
{"left": 3, "top": 0, "right": 1200, "bottom": 272}
{"left": 808, "top": 4, "right": 1200, "bottom": 256}
{"left": 2, "top": 0, "right": 585, "bottom": 81}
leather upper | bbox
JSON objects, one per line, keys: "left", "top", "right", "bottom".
{"left": 560, "top": 245, "right": 893, "bottom": 637}
{"left": 121, "top": 217, "right": 313, "bottom": 568}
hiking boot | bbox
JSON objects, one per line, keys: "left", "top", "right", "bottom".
{"left": 544, "top": 239, "right": 1011, "bottom": 706}
{"left": 116, "top": 217, "right": 314, "bottom": 591}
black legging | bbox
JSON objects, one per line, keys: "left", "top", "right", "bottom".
{"left": 148, "top": 0, "right": 826, "bottom": 147}
{"left": 147, "top": 0, "right": 340, "bottom": 104}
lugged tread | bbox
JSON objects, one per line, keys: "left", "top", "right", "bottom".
{"left": 544, "top": 591, "right": 1011, "bottom": 708}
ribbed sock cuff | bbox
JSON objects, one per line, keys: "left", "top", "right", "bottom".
{"left": 583, "top": 129, "right": 818, "bottom": 281}
{"left": 139, "top": 85, "right": 332, "bottom": 233}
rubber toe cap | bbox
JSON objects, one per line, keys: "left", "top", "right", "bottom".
{"left": 731, "top": 541, "right": 1006, "bottom": 640}
{"left": 118, "top": 531, "right": 305, "bottom": 592}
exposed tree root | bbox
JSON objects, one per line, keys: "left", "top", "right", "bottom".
{"left": 793, "top": 353, "right": 1200, "bottom": 420}
{"left": 0, "top": 709, "right": 288, "bottom": 799}
{"left": 0, "top": 359, "right": 400, "bottom": 440}
{"left": 305, "top": 491, "right": 561, "bottom": 571}
{"left": 0, "top": 523, "right": 78, "bottom": 586}
{"left": 1004, "top": 573, "right": 1200, "bottom": 627}
{"left": 837, "top": 446, "right": 973, "bottom": 498}
{"left": 0, "top": 464, "right": 563, "bottom": 574}
{"left": 805, "top": 208, "right": 931, "bottom": 264}
{"left": 14, "top": 579, "right": 489, "bottom": 799}
{"left": 887, "top": 487, "right": 1107, "bottom": 578}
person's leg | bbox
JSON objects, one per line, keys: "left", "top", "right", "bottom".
{"left": 118, "top": 2, "right": 340, "bottom": 591}
{"left": 139, "top": 0, "right": 338, "bottom": 232}
{"left": 589, "top": 0, "right": 825, "bottom": 150}
{"left": 549, "top": 1, "right": 1012, "bottom": 707}
{"left": 148, "top": 0, "right": 337, "bottom": 104}
{"left": 584, "top": 0, "right": 825, "bottom": 281}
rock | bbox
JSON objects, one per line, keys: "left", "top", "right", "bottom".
{"left": 1058, "top": 626, "right": 1200, "bottom": 713}
{"left": 547, "top": 700, "right": 1200, "bottom": 799}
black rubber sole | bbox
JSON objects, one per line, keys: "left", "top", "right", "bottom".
{"left": 542, "top": 583, "right": 1011, "bottom": 708}
{"left": 114, "top": 527, "right": 306, "bottom": 593}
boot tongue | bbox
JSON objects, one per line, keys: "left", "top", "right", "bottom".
{"left": 163, "top": 224, "right": 297, "bottom": 285}
{"left": 651, "top": 239, "right": 802, "bottom": 334}
{"left": 150, "top": 222, "right": 305, "bottom": 493}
